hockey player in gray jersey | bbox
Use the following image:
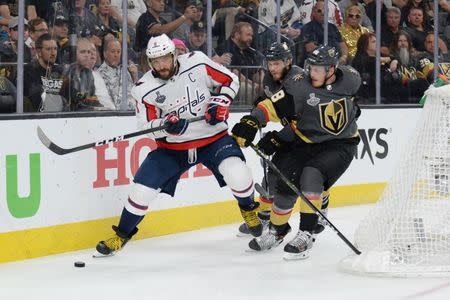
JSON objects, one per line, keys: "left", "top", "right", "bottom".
{"left": 232, "top": 45, "right": 361, "bottom": 259}
{"left": 235, "top": 42, "right": 330, "bottom": 238}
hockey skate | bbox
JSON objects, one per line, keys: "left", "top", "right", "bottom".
{"left": 95, "top": 226, "right": 138, "bottom": 256}
{"left": 283, "top": 230, "right": 314, "bottom": 260}
{"left": 237, "top": 211, "right": 270, "bottom": 237}
{"left": 248, "top": 223, "right": 291, "bottom": 251}
{"left": 239, "top": 202, "right": 263, "bottom": 237}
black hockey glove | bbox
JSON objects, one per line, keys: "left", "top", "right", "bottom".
{"left": 164, "top": 114, "right": 189, "bottom": 135}
{"left": 257, "top": 131, "right": 283, "bottom": 156}
{"left": 231, "top": 115, "right": 260, "bottom": 147}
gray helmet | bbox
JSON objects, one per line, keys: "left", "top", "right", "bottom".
{"left": 305, "top": 45, "right": 339, "bottom": 67}
{"left": 265, "top": 42, "right": 292, "bottom": 61}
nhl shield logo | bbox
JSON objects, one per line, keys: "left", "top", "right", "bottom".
{"left": 307, "top": 93, "right": 320, "bottom": 106}
{"left": 155, "top": 91, "right": 166, "bottom": 103}
{"left": 319, "top": 98, "right": 348, "bottom": 135}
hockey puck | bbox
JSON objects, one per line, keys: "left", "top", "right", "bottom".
{"left": 74, "top": 261, "right": 85, "bottom": 268}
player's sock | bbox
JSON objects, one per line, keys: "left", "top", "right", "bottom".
{"left": 117, "top": 207, "right": 144, "bottom": 236}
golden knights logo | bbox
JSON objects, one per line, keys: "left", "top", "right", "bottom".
{"left": 319, "top": 98, "right": 348, "bottom": 135}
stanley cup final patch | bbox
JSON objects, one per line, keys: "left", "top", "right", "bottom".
{"left": 307, "top": 93, "right": 320, "bottom": 106}
{"left": 319, "top": 98, "right": 348, "bottom": 135}
{"left": 155, "top": 91, "right": 166, "bottom": 103}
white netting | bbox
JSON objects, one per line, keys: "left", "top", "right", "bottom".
{"left": 340, "top": 84, "right": 450, "bottom": 277}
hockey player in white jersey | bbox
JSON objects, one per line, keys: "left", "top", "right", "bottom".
{"left": 96, "top": 34, "right": 262, "bottom": 255}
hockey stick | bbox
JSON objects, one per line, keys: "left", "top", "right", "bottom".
{"left": 37, "top": 115, "right": 206, "bottom": 155}
{"left": 257, "top": 129, "right": 274, "bottom": 200}
{"left": 254, "top": 183, "right": 272, "bottom": 200}
{"left": 250, "top": 144, "right": 361, "bottom": 255}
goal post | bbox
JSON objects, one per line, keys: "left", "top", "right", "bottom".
{"left": 340, "top": 84, "right": 450, "bottom": 277}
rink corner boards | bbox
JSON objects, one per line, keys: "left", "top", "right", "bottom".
{"left": 0, "top": 182, "right": 385, "bottom": 264}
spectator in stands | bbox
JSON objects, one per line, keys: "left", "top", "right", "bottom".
{"left": 97, "top": 38, "right": 137, "bottom": 110}
{"left": 35, "top": 0, "right": 66, "bottom": 23}
{"left": 418, "top": 32, "right": 450, "bottom": 63}
{"left": 29, "top": 18, "right": 49, "bottom": 42}
{"left": 134, "top": 0, "right": 197, "bottom": 52}
{"left": 23, "top": 33, "right": 67, "bottom": 112}
{"left": 185, "top": 21, "right": 232, "bottom": 65}
{"left": 381, "top": 6, "right": 402, "bottom": 56}
{"left": 400, "top": 0, "right": 433, "bottom": 28}
{"left": 387, "top": 30, "right": 431, "bottom": 103}
{"left": 75, "top": 0, "right": 103, "bottom": 38}
{"left": 28, "top": 17, "right": 49, "bottom": 57}
{"left": 258, "top": 0, "right": 302, "bottom": 51}
{"left": 0, "top": 0, "right": 37, "bottom": 21}
{"left": 96, "top": 0, "right": 121, "bottom": 38}
{"left": 363, "top": 0, "right": 387, "bottom": 30}
{"left": 49, "top": 12, "right": 70, "bottom": 65}
{"left": 393, "top": 0, "right": 408, "bottom": 8}
{"left": 298, "top": 0, "right": 342, "bottom": 26}
{"left": 110, "top": 0, "right": 147, "bottom": 28}
{"left": 216, "top": 21, "right": 263, "bottom": 102}
{"left": 173, "top": 38, "right": 188, "bottom": 55}
{"left": 339, "top": 5, "right": 370, "bottom": 62}
{"left": 0, "top": 75, "right": 16, "bottom": 113}
{"left": 0, "top": 17, "right": 31, "bottom": 82}
{"left": 173, "top": 0, "right": 203, "bottom": 43}
{"left": 212, "top": 0, "right": 253, "bottom": 45}
{"left": 62, "top": 38, "right": 113, "bottom": 110}
{"left": 439, "top": 0, "right": 450, "bottom": 46}
{"left": 298, "top": 1, "right": 348, "bottom": 65}
{"left": 352, "top": 32, "right": 393, "bottom": 103}
{"left": 404, "top": 7, "right": 432, "bottom": 51}
{"left": 338, "top": 0, "right": 373, "bottom": 30}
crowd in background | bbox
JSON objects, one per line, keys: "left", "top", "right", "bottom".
{"left": 1, "top": 0, "right": 450, "bottom": 113}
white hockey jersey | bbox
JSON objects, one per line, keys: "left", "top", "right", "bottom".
{"left": 131, "top": 51, "right": 239, "bottom": 150}
{"left": 258, "top": 0, "right": 301, "bottom": 32}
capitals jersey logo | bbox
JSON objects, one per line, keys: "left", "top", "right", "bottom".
{"left": 319, "top": 98, "right": 348, "bottom": 135}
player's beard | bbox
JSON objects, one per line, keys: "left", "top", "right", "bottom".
{"left": 155, "top": 61, "right": 178, "bottom": 80}
{"left": 269, "top": 63, "right": 290, "bottom": 82}
{"left": 398, "top": 47, "right": 410, "bottom": 66}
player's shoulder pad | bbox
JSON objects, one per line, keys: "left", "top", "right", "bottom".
{"left": 178, "top": 50, "right": 209, "bottom": 66}
{"left": 289, "top": 65, "right": 306, "bottom": 79}
{"left": 336, "top": 65, "right": 362, "bottom": 95}
{"left": 284, "top": 65, "right": 305, "bottom": 86}
{"left": 131, "top": 71, "right": 160, "bottom": 101}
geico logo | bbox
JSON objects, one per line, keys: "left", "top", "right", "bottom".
{"left": 356, "top": 128, "right": 389, "bottom": 165}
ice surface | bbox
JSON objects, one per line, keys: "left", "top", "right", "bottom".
{"left": 1, "top": 205, "right": 449, "bottom": 300}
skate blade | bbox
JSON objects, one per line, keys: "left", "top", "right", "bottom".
{"left": 245, "top": 247, "right": 276, "bottom": 253}
{"left": 92, "top": 252, "right": 115, "bottom": 258}
{"left": 283, "top": 250, "right": 310, "bottom": 260}
{"left": 236, "top": 232, "right": 251, "bottom": 237}
{"left": 245, "top": 239, "right": 284, "bottom": 252}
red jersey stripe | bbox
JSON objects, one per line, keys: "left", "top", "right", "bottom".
{"left": 205, "top": 65, "right": 232, "bottom": 87}
{"left": 143, "top": 102, "right": 157, "bottom": 121}
{"left": 156, "top": 131, "right": 228, "bottom": 150}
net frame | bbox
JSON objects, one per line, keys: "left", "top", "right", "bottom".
{"left": 340, "top": 85, "right": 450, "bottom": 277}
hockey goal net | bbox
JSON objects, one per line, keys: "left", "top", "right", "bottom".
{"left": 340, "top": 84, "right": 450, "bottom": 277}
